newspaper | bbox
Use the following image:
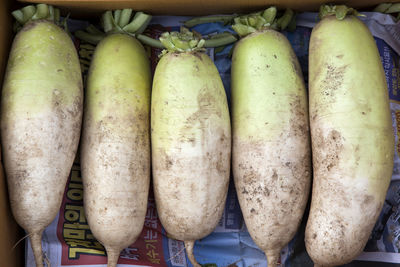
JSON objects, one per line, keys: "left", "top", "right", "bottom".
{"left": 25, "top": 11, "right": 400, "bottom": 267}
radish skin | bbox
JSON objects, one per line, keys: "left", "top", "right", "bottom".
{"left": 81, "top": 33, "right": 151, "bottom": 267}
{"left": 1, "top": 20, "right": 82, "bottom": 267}
{"left": 151, "top": 51, "right": 231, "bottom": 266}
{"left": 231, "top": 29, "right": 311, "bottom": 267}
{"left": 305, "top": 14, "right": 394, "bottom": 266}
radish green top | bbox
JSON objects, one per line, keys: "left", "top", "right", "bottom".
{"left": 76, "top": 10, "right": 237, "bottom": 51}
{"left": 75, "top": 9, "right": 163, "bottom": 48}
{"left": 12, "top": 4, "right": 62, "bottom": 31}
{"left": 159, "top": 27, "right": 205, "bottom": 54}
{"left": 231, "top": 7, "right": 295, "bottom": 37}
{"left": 158, "top": 27, "right": 237, "bottom": 56}
{"left": 318, "top": 4, "right": 363, "bottom": 20}
{"left": 183, "top": 7, "right": 296, "bottom": 38}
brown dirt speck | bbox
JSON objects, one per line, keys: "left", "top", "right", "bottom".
{"left": 192, "top": 52, "right": 204, "bottom": 61}
{"left": 289, "top": 95, "right": 309, "bottom": 137}
{"left": 181, "top": 87, "right": 222, "bottom": 145}
{"left": 312, "top": 129, "right": 343, "bottom": 173}
{"left": 362, "top": 195, "right": 374, "bottom": 208}
{"left": 320, "top": 64, "right": 348, "bottom": 99}
{"left": 165, "top": 157, "right": 173, "bottom": 170}
{"left": 271, "top": 170, "right": 278, "bottom": 181}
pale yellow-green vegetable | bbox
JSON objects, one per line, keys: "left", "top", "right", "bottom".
{"left": 232, "top": 28, "right": 311, "bottom": 267}
{"left": 81, "top": 33, "right": 151, "bottom": 267}
{"left": 305, "top": 7, "right": 394, "bottom": 266}
{"left": 1, "top": 19, "right": 82, "bottom": 267}
{"left": 152, "top": 48, "right": 231, "bottom": 267}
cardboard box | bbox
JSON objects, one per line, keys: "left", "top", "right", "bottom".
{"left": 19, "top": 0, "right": 400, "bottom": 15}
{"left": 0, "top": 0, "right": 398, "bottom": 266}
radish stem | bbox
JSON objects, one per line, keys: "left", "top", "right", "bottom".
{"left": 123, "top": 12, "right": 152, "bottom": 33}
{"left": 386, "top": 3, "right": 400, "bottom": 13}
{"left": 204, "top": 33, "right": 237, "bottom": 47}
{"left": 75, "top": 30, "right": 105, "bottom": 45}
{"left": 119, "top": 9, "right": 133, "bottom": 27}
{"left": 32, "top": 3, "right": 49, "bottom": 20}
{"left": 11, "top": 10, "right": 24, "bottom": 24}
{"left": 373, "top": 3, "right": 392, "bottom": 13}
{"left": 113, "top": 9, "right": 122, "bottom": 25}
{"left": 102, "top": 11, "right": 113, "bottom": 32}
{"left": 86, "top": 24, "right": 104, "bottom": 35}
{"left": 21, "top": 5, "right": 35, "bottom": 22}
{"left": 184, "top": 14, "right": 237, "bottom": 27}
{"left": 137, "top": 34, "right": 164, "bottom": 48}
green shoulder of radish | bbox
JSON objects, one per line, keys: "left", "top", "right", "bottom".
{"left": 227, "top": 7, "right": 311, "bottom": 267}
{"left": 1, "top": 4, "right": 83, "bottom": 267}
{"left": 151, "top": 27, "right": 232, "bottom": 267}
{"left": 305, "top": 4, "right": 394, "bottom": 267}
{"left": 77, "top": 9, "right": 152, "bottom": 267}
